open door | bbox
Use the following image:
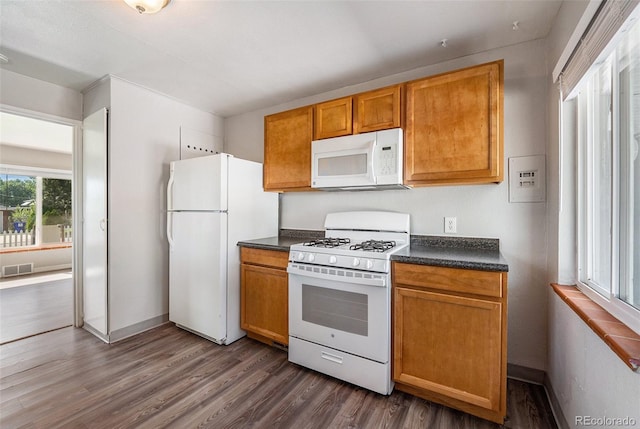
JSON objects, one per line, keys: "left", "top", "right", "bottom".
{"left": 82, "top": 108, "right": 108, "bottom": 339}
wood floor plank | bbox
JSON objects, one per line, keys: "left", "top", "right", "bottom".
{"left": 0, "top": 325, "right": 559, "bottom": 429}
{"left": 0, "top": 278, "right": 73, "bottom": 344}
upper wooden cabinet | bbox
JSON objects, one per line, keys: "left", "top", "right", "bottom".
{"left": 314, "top": 96, "right": 353, "bottom": 140}
{"left": 264, "top": 106, "right": 313, "bottom": 191}
{"left": 313, "top": 86, "right": 402, "bottom": 140}
{"left": 354, "top": 85, "right": 402, "bottom": 134}
{"left": 404, "top": 60, "right": 504, "bottom": 186}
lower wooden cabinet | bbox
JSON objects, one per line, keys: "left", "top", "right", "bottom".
{"left": 392, "top": 262, "right": 507, "bottom": 424}
{"left": 240, "top": 247, "right": 289, "bottom": 346}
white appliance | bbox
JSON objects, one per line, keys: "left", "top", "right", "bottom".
{"left": 287, "top": 211, "right": 410, "bottom": 395}
{"left": 311, "top": 128, "right": 408, "bottom": 191}
{"left": 167, "top": 153, "right": 278, "bottom": 344}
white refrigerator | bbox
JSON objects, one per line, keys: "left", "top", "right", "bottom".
{"left": 167, "top": 153, "right": 278, "bottom": 344}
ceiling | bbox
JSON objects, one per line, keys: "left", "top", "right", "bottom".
{"left": 0, "top": 0, "right": 563, "bottom": 118}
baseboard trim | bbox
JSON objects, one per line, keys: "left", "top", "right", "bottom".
{"left": 507, "top": 364, "right": 568, "bottom": 429}
{"left": 507, "top": 363, "right": 545, "bottom": 384}
{"left": 109, "top": 314, "right": 169, "bottom": 343}
{"left": 543, "top": 372, "right": 570, "bottom": 429}
{"left": 83, "top": 323, "right": 109, "bottom": 343}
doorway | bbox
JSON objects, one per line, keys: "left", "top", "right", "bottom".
{"left": 0, "top": 109, "right": 79, "bottom": 344}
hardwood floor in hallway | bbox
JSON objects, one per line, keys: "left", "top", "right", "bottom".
{"left": 0, "top": 271, "right": 73, "bottom": 344}
{"left": 0, "top": 324, "right": 558, "bottom": 429}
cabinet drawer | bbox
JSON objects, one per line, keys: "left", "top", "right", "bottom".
{"left": 393, "top": 263, "right": 504, "bottom": 298}
{"left": 240, "top": 247, "right": 289, "bottom": 269}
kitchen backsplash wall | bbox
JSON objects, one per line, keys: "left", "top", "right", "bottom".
{"left": 225, "top": 38, "right": 549, "bottom": 373}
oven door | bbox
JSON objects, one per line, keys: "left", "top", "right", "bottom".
{"left": 287, "top": 262, "right": 390, "bottom": 363}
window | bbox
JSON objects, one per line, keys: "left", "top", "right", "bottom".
{"left": 0, "top": 170, "right": 72, "bottom": 249}
{"left": 576, "top": 16, "right": 640, "bottom": 332}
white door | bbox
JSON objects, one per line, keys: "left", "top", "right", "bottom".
{"left": 82, "top": 108, "right": 108, "bottom": 337}
{"left": 168, "top": 211, "right": 227, "bottom": 342}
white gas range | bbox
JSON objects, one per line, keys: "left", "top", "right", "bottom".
{"left": 287, "top": 211, "right": 410, "bottom": 395}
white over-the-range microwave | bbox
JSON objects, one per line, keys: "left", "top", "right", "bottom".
{"left": 311, "top": 128, "right": 409, "bottom": 191}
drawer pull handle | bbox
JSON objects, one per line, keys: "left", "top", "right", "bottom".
{"left": 321, "top": 351, "right": 343, "bottom": 364}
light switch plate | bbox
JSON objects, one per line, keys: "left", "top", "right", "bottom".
{"left": 509, "top": 155, "right": 545, "bottom": 203}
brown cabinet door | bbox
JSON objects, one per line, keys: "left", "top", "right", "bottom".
{"left": 264, "top": 106, "right": 313, "bottom": 191}
{"left": 393, "top": 286, "right": 504, "bottom": 416}
{"left": 241, "top": 263, "right": 288, "bottom": 345}
{"left": 355, "top": 85, "right": 402, "bottom": 134}
{"left": 314, "top": 96, "right": 353, "bottom": 140}
{"left": 405, "top": 60, "right": 503, "bottom": 185}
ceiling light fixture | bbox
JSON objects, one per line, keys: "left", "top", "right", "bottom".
{"left": 123, "top": 0, "right": 170, "bottom": 14}
{"left": 440, "top": 39, "right": 448, "bottom": 48}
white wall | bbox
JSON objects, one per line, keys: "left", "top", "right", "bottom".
{"left": 225, "top": 39, "right": 550, "bottom": 371}
{"left": 545, "top": 2, "right": 640, "bottom": 428}
{"left": 95, "top": 76, "right": 224, "bottom": 334}
{"left": 0, "top": 69, "right": 82, "bottom": 121}
{"left": 0, "top": 145, "right": 72, "bottom": 170}
{"left": 548, "top": 293, "right": 640, "bottom": 427}
{"left": 1, "top": 247, "right": 71, "bottom": 275}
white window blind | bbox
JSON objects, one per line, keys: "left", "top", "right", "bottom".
{"left": 559, "top": 0, "right": 639, "bottom": 100}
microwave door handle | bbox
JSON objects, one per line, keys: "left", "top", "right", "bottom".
{"left": 369, "top": 140, "right": 377, "bottom": 182}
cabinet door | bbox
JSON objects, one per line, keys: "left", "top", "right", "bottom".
{"left": 241, "top": 263, "right": 288, "bottom": 345}
{"left": 393, "top": 286, "right": 504, "bottom": 416}
{"left": 355, "top": 85, "right": 401, "bottom": 134}
{"left": 264, "top": 106, "right": 313, "bottom": 191}
{"left": 314, "top": 96, "right": 353, "bottom": 139}
{"left": 405, "top": 60, "right": 503, "bottom": 185}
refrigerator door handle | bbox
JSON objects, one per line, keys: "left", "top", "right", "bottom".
{"left": 167, "top": 168, "right": 175, "bottom": 211}
{"left": 167, "top": 211, "right": 175, "bottom": 248}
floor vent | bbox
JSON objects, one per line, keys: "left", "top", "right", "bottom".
{"left": 2, "top": 263, "right": 34, "bottom": 277}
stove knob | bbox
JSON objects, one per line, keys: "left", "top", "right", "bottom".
{"left": 329, "top": 256, "right": 337, "bottom": 264}
{"left": 352, "top": 258, "right": 360, "bottom": 267}
{"left": 307, "top": 254, "right": 315, "bottom": 262}
{"left": 366, "top": 260, "right": 374, "bottom": 270}
{"left": 297, "top": 252, "right": 305, "bottom": 261}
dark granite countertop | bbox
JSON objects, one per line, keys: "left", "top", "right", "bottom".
{"left": 238, "top": 232, "right": 508, "bottom": 272}
{"left": 237, "top": 229, "right": 323, "bottom": 252}
{"left": 390, "top": 235, "right": 509, "bottom": 272}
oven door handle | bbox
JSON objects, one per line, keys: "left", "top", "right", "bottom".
{"left": 287, "top": 265, "right": 387, "bottom": 287}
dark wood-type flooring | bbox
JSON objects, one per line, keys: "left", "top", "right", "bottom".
{"left": 0, "top": 324, "right": 558, "bottom": 429}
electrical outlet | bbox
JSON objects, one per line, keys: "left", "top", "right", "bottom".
{"left": 444, "top": 217, "right": 457, "bottom": 234}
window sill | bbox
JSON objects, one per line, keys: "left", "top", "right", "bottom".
{"left": 551, "top": 283, "right": 640, "bottom": 371}
{"left": 0, "top": 243, "right": 72, "bottom": 255}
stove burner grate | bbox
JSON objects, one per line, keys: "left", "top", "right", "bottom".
{"left": 349, "top": 240, "right": 397, "bottom": 252}
{"left": 303, "top": 238, "right": 351, "bottom": 248}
